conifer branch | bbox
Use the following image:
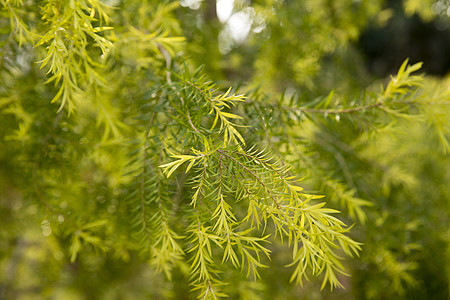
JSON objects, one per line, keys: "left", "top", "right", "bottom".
{"left": 5, "top": 0, "right": 449, "bottom": 296}
{"left": 284, "top": 101, "right": 383, "bottom": 114}
{"left": 217, "top": 149, "right": 281, "bottom": 209}
{"left": 139, "top": 145, "right": 153, "bottom": 247}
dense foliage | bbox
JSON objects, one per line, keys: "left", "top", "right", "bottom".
{"left": 0, "top": 0, "right": 449, "bottom": 299}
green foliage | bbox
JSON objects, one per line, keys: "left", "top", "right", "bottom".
{"left": 1, "top": 1, "right": 449, "bottom": 300}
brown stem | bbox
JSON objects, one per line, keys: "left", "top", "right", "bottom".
{"left": 187, "top": 111, "right": 200, "bottom": 133}
{"left": 203, "top": 0, "right": 217, "bottom": 21}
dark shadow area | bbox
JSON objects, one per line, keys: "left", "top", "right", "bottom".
{"left": 359, "top": 12, "right": 450, "bottom": 77}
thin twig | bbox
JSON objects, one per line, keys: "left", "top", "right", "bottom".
{"left": 283, "top": 102, "right": 383, "bottom": 114}
{"left": 187, "top": 111, "right": 200, "bottom": 133}
{"left": 139, "top": 141, "right": 153, "bottom": 245}
{"left": 217, "top": 150, "right": 281, "bottom": 209}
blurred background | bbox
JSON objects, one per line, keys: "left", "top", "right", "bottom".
{"left": 1, "top": 0, "right": 449, "bottom": 299}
